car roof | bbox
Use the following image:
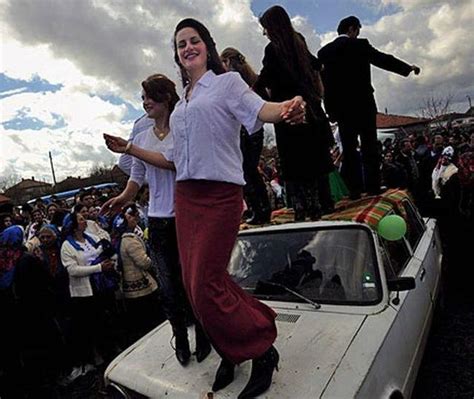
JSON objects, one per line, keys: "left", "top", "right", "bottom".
{"left": 240, "top": 189, "right": 411, "bottom": 234}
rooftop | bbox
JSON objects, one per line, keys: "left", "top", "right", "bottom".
{"left": 376, "top": 113, "right": 428, "bottom": 129}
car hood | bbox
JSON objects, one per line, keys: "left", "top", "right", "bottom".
{"left": 105, "top": 309, "right": 366, "bottom": 398}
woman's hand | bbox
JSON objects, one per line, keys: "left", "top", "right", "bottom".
{"left": 103, "top": 133, "right": 128, "bottom": 153}
{"left": 280, "top": 96, "right": 307, "bottom": 125}
{"left": 101, "top": 259, "right": 115, "bottom": 272}
{"left": 100, "top": 195, "right": 127, "bottom": 216}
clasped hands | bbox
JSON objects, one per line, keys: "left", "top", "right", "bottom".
{"left": 281, "top": 96, "right": 307, "bottom": 125}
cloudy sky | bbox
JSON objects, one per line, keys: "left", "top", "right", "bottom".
{"left": 1, "top": 0, "right": 473, "bottom": 185}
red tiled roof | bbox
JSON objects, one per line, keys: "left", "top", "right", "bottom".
{"left": 6, "top": 179, "right": 52, "bottom": 191}
{"left": 376, "top": 113, "right": 428, "bottom": 129}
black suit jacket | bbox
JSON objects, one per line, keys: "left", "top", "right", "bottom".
{"left": 318, "top": 36, "right": 412, "bottom": 120}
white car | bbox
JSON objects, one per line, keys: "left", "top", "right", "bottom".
{"left": 105, "top": 190, "right": 442, "bottom": 398}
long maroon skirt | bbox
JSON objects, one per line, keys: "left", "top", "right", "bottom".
{"left": 175, "top": 180, "right": 277, "bottom": 364}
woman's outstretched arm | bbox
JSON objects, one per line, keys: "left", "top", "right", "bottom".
{"left": 103, "top": 133, "right": 175, "bottom": 170}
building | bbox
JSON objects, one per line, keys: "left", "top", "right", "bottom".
{"left": 376, "top": 113, "right": 429, "bottom": 134}
{"left": 54, "top": 166, "right": 128, "bottom": 193}
{"left": 4, "top": 178, "right": 52, "bottom": 205}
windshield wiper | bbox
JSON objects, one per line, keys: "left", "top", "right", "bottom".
{"left": 261, "top": 281, "right": 321, "bottom": 309}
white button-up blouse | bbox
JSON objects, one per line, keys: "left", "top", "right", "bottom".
{"left": 167, "top": 70, "right": 265, "bottom": 186}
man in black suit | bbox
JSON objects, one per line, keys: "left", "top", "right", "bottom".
{"left": 318, "top": 16, "right": 420, "bottom": 198}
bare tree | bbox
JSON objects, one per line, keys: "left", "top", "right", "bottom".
{"left": 418, "top": 93, "right": 455, "bottom": 133}
{"left": 0, "top": 172, "right": 21, "bottom": 191}
{"left": 89, "top": 161, "right": 115, "bottom": 177}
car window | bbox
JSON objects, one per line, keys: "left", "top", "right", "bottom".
{"left": 229, "top": 227, "right": 381, "bottom": 305}
{"left": 380, "top": 237, "right": 411, "bottom": 276}
{"left": 402, "top": 200, "right": 425, "bottom": 250}
{"left": 379, "top": 243, "right": 397, "bottom": 280}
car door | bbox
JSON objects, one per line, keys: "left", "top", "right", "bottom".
{"left": 379, "top": 217, "right": 433, "bottom": 395}
{"left": 403, "top": 199, "right": 442, "bottom": 304}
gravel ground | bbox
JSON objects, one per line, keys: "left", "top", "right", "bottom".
{"left": 412, "top": 268, "right": 474, "bottom": 399}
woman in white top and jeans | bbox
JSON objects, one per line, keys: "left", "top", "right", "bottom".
{"left": 103, "top": 74, "right": 211, "bottom": 366}
{"left": 104, "top": 19, "right": 305, "bottom": 398}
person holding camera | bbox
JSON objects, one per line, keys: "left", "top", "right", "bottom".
{"left": 60, "top": 211, "right": 118, "bottom": 384}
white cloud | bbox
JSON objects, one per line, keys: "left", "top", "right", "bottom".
{"left": 364, "top": 0, "right": 474, "bottom": 114}
{"left": 0, "top": 87, "right": 28, "bottom": 97}
{"left": 0, "top": 85, "right": 132, "bottom": 182}
{"left": 319, "top": 0, "right": 473, "bottom": 115}
{"left": 0, "top": 122, "right": 128, "bottom": 183}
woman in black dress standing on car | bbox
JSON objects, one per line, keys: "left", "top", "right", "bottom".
{"left": 256, "top": 5, "right": 335, "bottom": 221}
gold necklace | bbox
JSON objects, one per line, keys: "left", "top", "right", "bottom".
{"left": 153, "top": 125, "right": 169, "bottom": 140}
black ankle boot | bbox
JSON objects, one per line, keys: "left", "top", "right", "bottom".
{"left": 174, "top": 329, "right": 191, "bottom": 366}
{"left": 212, "top": 358, "right": 235, "bottom": 392}
{"left": 238, "top": 346, "right": 279, "bottom": 399}
{"left": 194, "top": 323, "right": 212, "bottom": 363}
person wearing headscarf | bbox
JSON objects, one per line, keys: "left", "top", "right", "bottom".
{"left": 113, "top": 204, "right": 164, "bottom": 343}
{"left": 432, "top": 146, "right": 459, "bottom": 200}
{"left": 0, "top": 226, "right": 26, "bottom": 397}
{"left": 431, "top": 146, "right": 463, "bottom": 271}
{"left": 60, "top": 211, "right": 118, "bottom": 384}
{"left": 1, "top": 225, "right": 63, "bottom": 397}
{"left": 37, "top": 224, "right": 70, "bottom": 313}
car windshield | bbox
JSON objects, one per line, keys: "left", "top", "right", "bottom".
{"left": 229, "top": 226, "right": 381, "bottom": 305}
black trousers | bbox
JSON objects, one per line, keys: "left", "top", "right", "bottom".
{"left": 286, "top": 180, "right": 321, "bottom": 221}
{"left": 70, "top": 293, "right": 117, "bottom": 366}
{"left": 125, "top": 290, "right": 165, "bottom": 344}
{"left": 338, "top": 104, "right": 380, "bottom": 194}
{"left": 148, "top": 217, "right": 194, "bottom": 331}
{"left": 241, "top": 129, "right": 270, "bottom": 216}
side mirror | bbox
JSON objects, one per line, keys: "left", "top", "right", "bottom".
{"left": 387, "top": 277, "right": 416, "bottom": 292}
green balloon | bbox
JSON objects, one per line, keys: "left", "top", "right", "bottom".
{"left": 377, "top": 214, "right": 407, "bottom": 241}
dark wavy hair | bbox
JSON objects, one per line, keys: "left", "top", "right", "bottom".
{"left": 259, "top": 6, "right": 324, "bottom": 109}
{"left": 173, "top": 18, "right": 225, "bottom": 87}
{"left": 141, "top": 74, "right": 180, "bottom": 114}
{"left": 220, "top": 47, "right": 258, "bottom": 87}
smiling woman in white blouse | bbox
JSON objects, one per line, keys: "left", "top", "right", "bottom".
{"left": 104, "top": 18, "right": 306, "bottom": 399}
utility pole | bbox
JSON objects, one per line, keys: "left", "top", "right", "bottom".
{"left": 467, "top": 95, "right": 472, "bottom": 109}
{"left": 49, "top": 151, "right": 57, "bottom": 187}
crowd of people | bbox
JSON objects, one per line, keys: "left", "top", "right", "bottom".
{"left": 0, "top": 186, "right": 162, "bottom": 398}
{"left": 1, "top": 6, "right": 473, "bottom": 399}
{"left": 379, "top": 129, "right": 474, "bottom": 265}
